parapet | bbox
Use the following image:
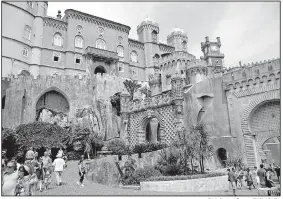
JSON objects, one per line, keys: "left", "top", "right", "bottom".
{"left": 187, "top": 59, "right": 207, "bottom": 68}
{"left": 223, "top": 58, "right": 280, "bottom": 83}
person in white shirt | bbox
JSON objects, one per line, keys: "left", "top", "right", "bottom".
{"left": 2, "top": 161, "right": 18, "bottom": 195}
{"left": 52, "top": 154, "right": 65, "bottom": 186}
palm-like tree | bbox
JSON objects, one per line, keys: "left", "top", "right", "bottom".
{"left": 189, "top": 121, "right": 214, "bottom": 173}
{"left": 123, "top": 79, "right": 141, "bottom": 100}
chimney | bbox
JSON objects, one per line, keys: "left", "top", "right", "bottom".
{"left": 205, "top": 36, "right": 209, "bottom": 42}
{"left": 216, "top": 37, "right": 220, "bottom": 43}
{"left": 57, "top": 10, "right": 62, "bottom": 19}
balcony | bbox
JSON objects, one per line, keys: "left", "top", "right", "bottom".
{"left": 85, "top": 46, "right": 119, "bottom": 63}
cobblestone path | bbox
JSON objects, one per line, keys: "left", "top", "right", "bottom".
{"left": 34, "top": 161, "right": 269, "bottom": 196}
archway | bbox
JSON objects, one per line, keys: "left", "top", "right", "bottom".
{"left": 250, "top": 100, "right": 280, "bottom": 165}
{"left": 216, "top": 148, "right": 227, "bottom": 167}
{"left": 94, "top": 66, "right": 106, "bottom": 74}
{"left": 145, "top": 117, "right": 160, "bottom": 143}
{"left": 262, "top": 137, "right": 280, "bottom": 166}
{"left": 36, "top": 90, "right": 69, "bottom": 126}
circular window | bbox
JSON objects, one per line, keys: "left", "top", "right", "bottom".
{"left": 98, "top": 27, "right": 104, "bottom": 35}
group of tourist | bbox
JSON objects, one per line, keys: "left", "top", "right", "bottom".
{"left": 227, "top": 163, "right": 280, "bottom": 196}
{"left": 1, "top": 147, "right": 73, "bottom": 196}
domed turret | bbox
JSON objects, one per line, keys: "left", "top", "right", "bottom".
{"left": 169, "top": 28, "right": 186, "bottom": 36}
{"left": 167, "top": 27, "right": 188, "bottom": 52}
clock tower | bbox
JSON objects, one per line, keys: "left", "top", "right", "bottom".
{"left": 201, "top": 36, "right": 225, "bottom": 75}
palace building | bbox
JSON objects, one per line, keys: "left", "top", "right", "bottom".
{"left": 2, "top": 1, "right": 280, "bottom": 169}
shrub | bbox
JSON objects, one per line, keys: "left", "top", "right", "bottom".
{"left": 145, "top": 172, "right": 226, "bottom": 182}
{"left": 107, "top": 139, "right": 131, "bottom": 156}
{"left": 133, "top": 166, "right": 162, "bottom": 184}
{"left": 133, "top": 142, "right": 167, "bottom": 154}
{"left": 155, "top": 148, "right": 183, "bottom": 176}
{"left": 66, "top": 151, "right": 83, "bottom": 160}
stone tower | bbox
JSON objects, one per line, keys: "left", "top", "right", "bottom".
{"left": 201, "top": 36, "right": 225, "bottom": 76}
{"left": 137, "top": 17, "right": 160, "bottom": 81}
{"left": 30, "top": 1, "right": 48, "bottom": 78}
{"left": 167, "top": 28, "right": 188, "bottom": 52}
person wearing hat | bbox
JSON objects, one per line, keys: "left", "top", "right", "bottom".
{"left": 52, "top": 153, "right": 65, "bottom": 186}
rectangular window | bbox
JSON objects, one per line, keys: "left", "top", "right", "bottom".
{"left": 118, "top": 63, "right": 124, "bottom": 72}
{"left": 53, "top": 52, "right": 61, "bottom": 62}
{"left": 132, "top": 68, "right": 137, "bottom": 76}
{"left": 75, "top": 55, "right": 82, "bottom": 64}
{"left": 22, "top": 48, "right": 28, "bottom": 57}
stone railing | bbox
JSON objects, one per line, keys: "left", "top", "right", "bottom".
{"left": 124, "top": 91, "right": 172, "bottom": 113}
{"left": 85, "top": 46, "right": 119, "bottom": 61}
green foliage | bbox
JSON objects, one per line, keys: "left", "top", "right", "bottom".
{"left": 15, "top": 122, "right": 68, "bottom": 150}
{"left": 133, "top": 166, "right": 162, "bottom": 184}
{"left": 2, "top": 128, "right": 20, "bottom": 159}
{"left": 145, "top": 172, "right": 226, "bottom": 182}
{"left": 132, "top": 142, "right": 167, "bottom": 154}
{"left": 107, "top": 139, "right": 131, "bottom": 156}
{"left": 224, "top": 145, "right": 245, "bottom": 169}
{"left": 116, "top": 157, "right": 139, "bottom": 185}
{"left": 66, "top": 151, "right": 82, "bottom": 160}
{"left": 156, "top": 148, "right": 183, "bottom": 176}
{"left": 123, "top": 79, "right": 141, "bottom": 100}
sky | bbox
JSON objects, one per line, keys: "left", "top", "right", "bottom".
{"left": 47, "top": 2, "right": 280, "bottom": 68}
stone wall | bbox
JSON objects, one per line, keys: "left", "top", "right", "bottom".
{"left": 140, "top": 175, "right": 228, "bottom": 192}
{"left": 2, "top": 73, "right": 127, "bottom": 129}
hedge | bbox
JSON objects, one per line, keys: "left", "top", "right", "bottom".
{"left": 144, "top": 172, "right": 226, "bottom": 182}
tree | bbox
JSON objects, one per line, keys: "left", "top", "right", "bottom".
{"left": 189, "top": 121, "right": 215, "bottom": 173}
{"left": 123, "top": 79, "right": 141, "bottom": 100}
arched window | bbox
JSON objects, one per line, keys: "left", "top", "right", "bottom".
{"left": 24, "top": 25, "right": 31, "bottom": 40}
{"left": 96, "top": 39, "right": 106, "bottom": 50}
{"left": 182, "top": 40, "right": 187, "bottom": 51}
{"left": 117, "top": 46, "right": 124, "bottom": 57}
{"left": 130, "top": 51, "right": 138, "bottom": 63}
{"left": 19, "top": 70, "right": 30, "bottom": 77}
{"left": 94, "top": 66, "right": 106, "bottom": 74}
{"left": 53, "top": 33, "right": 63, "bottom": 46}
{"left": 152, "top": 30, "right": 157, "bottom": 43}
{"left": 74, "top": 35, "right": 83, "bottom": 48}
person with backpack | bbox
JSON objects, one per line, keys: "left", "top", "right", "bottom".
{"left": 53, "top": 154, "right": 65, "bottom": 186}
{"left": 257, "top": 164, "right": 267, "bottom": 188}
{"left": 77, "top": 155, "right": 86, "bottom": 187}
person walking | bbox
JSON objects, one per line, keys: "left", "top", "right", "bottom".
{"left": 2, "top": 161, "right": 18, "bottom": 196}
{"left": 245, "top": 168, "right": 253, "bottom": 190}
{"left": 15, "top": 165, "right": 30, "bottom": 196}
{"left": 25, "top": 147, "right": 35, "bottom": 163}
{"left": 77, "top": 155, "right": 86, "bottom": 187}
{"left": 53, "top": 154, "right": 65, "bottom": 186}
{"left": 42, "top": 152, "right": 52, "bottom": 173}
{"left": 265, "top": 168, "right": 275, "bottom": 188}
{"left": 35, "top": 157, "right": 44, "bottom": 192}
{"left": 251, "top": 166, "right": 258, "bottom": 188}
{"left": 274, "top": 165, "right": 280, "bottom": 182}
{"left": 237, "top": 168, "right": 245, "bottom": 189}
{"left": 228, "top": 167, "right": 237, "bottom": 196}
{"left": 257, "top": 164, "right": 267, "bottom": 188}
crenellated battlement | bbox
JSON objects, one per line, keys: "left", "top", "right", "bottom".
{"left": 160, "top": 51, "right": 195, "bottom": 64}
{"left": 122, "top": 90, "right": 173, "bottom": 113}
{"left": 187, "top": 59, "right": 207, "bottom": 68}
{"left": 223, "top": 58, "right": 280, "bottom": 83}
{"left": 223, "top": 58, "right": 280, "bottom": 92}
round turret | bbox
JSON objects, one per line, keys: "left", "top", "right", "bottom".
{"left": 169, "top": 28, "right": 186, "bottom": 36}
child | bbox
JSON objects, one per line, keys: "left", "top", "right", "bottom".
{"left": 77, "top": 155, "right": 86, "bottom": 187}
{"left": 36, "top": 158, "right": 44, "bottom": 192}
{"left": 44, "top": 168, "right": 52, "bottom": 190}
